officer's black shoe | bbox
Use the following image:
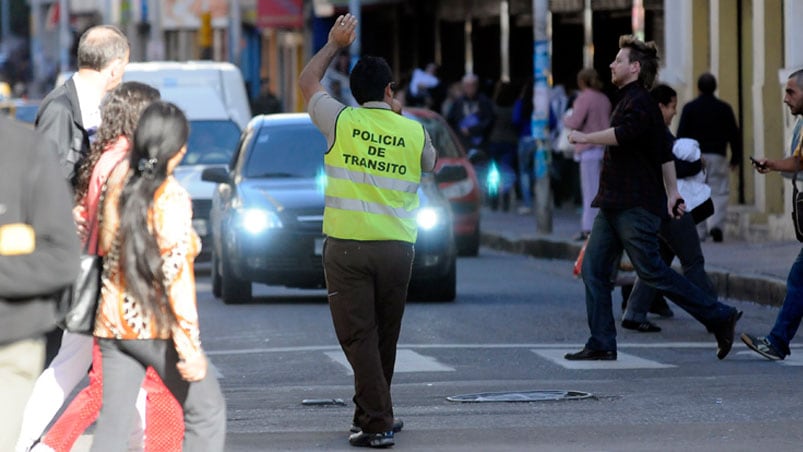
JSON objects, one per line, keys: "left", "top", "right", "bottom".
{"left": 350, "top": 419, "right": 403, "bottom": 434}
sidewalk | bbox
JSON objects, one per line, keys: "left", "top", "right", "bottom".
{"left": 480, "top": 205, "right": 798, "bottom": 307}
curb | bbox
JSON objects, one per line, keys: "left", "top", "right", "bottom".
{"left": 481, "top": 232, "right": 786, "bottom": 308}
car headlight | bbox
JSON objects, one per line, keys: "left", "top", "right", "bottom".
{"left": 417, "top": 207, "right": 446, "bottom": 230}
{"left": 239, "top": 209, "right": 283, "bottom": 234}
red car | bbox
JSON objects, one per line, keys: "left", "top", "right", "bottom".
{"left": 405, "top": 107, "right": 482, "bottom": 256}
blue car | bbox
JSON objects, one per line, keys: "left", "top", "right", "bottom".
{"left": 202, "top": 113, "right": 457, "bottom": 304}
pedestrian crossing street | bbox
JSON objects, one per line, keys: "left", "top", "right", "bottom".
{"left": 221, "top": 343, "right": 803, "bottom": 373}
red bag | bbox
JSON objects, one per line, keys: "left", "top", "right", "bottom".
{"left": 573, "top": 238, "right": 588, "bottom": 278}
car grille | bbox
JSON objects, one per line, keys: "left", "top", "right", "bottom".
{"left": 289, "top": 211, "right": 323, "bottom": 232}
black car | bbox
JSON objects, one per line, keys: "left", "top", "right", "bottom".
{"left": 202, "top": 113, "right": 457, "bottom": 304}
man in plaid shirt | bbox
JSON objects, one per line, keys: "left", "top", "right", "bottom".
{"left": 564, "top": 35, "right": 741, "bottom": 361}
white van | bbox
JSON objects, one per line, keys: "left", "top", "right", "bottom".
{"left": 123, "top": 61, "right": 251, "bottom": 129}
{"left": 123, "top": 61, "right": 252, "bottom": 260}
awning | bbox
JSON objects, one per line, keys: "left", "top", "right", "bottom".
{"left": 257, "top": 0, "right": 303, "bottom": 29}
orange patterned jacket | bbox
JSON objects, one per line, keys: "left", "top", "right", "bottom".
{"left": 94, "top": 170, "right": 202, "bottom": 362}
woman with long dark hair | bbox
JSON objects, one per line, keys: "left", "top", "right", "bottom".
{"left": 91, "top": 101, "right": 225, "bottom": 452}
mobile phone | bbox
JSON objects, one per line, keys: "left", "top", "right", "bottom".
{"left": 749, "top": 156, "right": 767, "bottom": 170}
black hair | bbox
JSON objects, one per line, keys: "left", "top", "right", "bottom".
{"left": 349, "top": 55, "right": 393, "bottom": 105}
{"left": 118, "top": 101, "right": 189, "bottom": 332}
{"left": 77, "top": 25, "right": 129, "bottom": 71}
{"left": 698, "top": 73, "right": 717, "bottom": 95}
{"left": 618, "top": 35, "right": 660, "bottom": 89}
{"left": 650, "top": 83, "right": 677, "bottom": 106}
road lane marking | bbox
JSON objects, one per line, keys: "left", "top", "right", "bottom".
{"left": 324, "top": 349, "right": 455, "bottom": 375}
{"left": 207, "top": 342, "right": 776, "bottom": 355}
{"left": 531, "top": 349, "right": 675, "bottom": 370}
{"left": 735, "top": 350, "right": 803, "bottom": 366}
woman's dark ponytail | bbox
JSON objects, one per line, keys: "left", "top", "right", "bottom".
{"left": 118, "top": 102, "right": 189, "bottom": 332}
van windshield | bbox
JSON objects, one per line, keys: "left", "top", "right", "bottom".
{"left": 181, "top": 120, "right": 241, "bottom": 166}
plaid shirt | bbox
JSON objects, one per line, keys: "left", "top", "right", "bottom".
{"left": 592, "top": 81, "right": 672, "bottom": 218}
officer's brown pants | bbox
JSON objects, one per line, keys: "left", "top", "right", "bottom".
{"left": 323, "top": 237, "right": 414, "bottom": 434}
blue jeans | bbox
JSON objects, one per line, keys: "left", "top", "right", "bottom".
{"left": 767, "top": 247, "right": 803, "bottom": 357}
{"left": 517, "top": 137, "right": 536, "bottom": 207}
{"left": 623, "top": 212, "right": 717, "bottom": 323}
{"left": 581, "top": 207, "right": 735, "bottom": 351}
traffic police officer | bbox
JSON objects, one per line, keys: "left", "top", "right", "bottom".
{"left": 299, "top": 13, "right": 436, "bottom": 449}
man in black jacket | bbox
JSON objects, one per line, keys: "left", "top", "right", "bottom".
{"left": 0, "top": 116, "right": 80, "bottom": 451}
{"left": 33, "top": 24, "right": 128, "bottom": 367}
{"left": 677, "top": 73, "right": 742, "bottom": 242}
{"left": 35, "top": 24, "right": 129, "bottom": 188}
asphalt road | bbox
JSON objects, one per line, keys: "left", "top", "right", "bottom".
{"left": 73, "top": 248, "right": 803, "bottom": 451}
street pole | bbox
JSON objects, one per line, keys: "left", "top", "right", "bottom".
{"left": 463, "top": 15, "right": 472, "bottom": 76}
{"left": 1, "top": 0, "right": 9, "bottom": 55}
{"left": 147, "top": 0, "right": 165, "bottom": 61}
{"left": 532, "top": 0, "right": 552, "bottom": 233}
{"left": 103, "top": 0, "right": 112, "bottom": 25}
{"left": 59, "top": 0, "right": 70, "bottom": 73}
{"left": 30, "top": 0, "right": 45, "bottom": 97}
{"left": 229, "top": 0, "right": 241, "bottom": 65}
{"left": 500, "top": 1, "right": 509, "bottom": 83}
{"left": 631, "top": 0, "right": 645, "bottom": 41}
{"left": 583, "top": 0, "right": 593, "bottom": 68}
{"left": 348, "top": 0, "right": 360, "bottom": 69}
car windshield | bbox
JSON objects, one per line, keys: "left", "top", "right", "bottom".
{"left": 181, "top": 120, "right": 241, "bottom": 166}
{"left": 410, "top": 114, "right": 462, "bottom": 158}
{"left": 244, "top": 123, "right": 327, "bottom": 178}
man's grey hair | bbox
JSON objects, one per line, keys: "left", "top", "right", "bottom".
{"left": 77, "top": 25, "right": 129, "bottom": 72}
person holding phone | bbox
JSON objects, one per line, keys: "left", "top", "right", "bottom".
{"left": 740, "top": 68, "right": 803, "bottom": 361}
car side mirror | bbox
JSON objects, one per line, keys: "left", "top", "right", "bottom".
{"left": 434, "top": 164, "right": 468, "bottom": 183}
{"left": 201, "top": 166, "right": 232, "bottom": 184}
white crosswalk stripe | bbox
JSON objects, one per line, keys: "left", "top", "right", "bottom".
{"left": 324, "top": 349, "right": 455, "bottom": 374}
{"left": 735, "top": 350, "right": 803, "bottom": 366}
{"left": 531, "top": 349, "right": 675, "bottom": 370}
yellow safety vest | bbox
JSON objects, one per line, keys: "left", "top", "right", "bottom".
{"left": 324, "top": 107, "right": 425, "bottom": 242}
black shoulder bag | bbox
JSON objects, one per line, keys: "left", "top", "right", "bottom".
{"left": 58, "top": 170, "right": 115, "bottom": 334}
{"left": 792, "top": 160, "right": 803, "bottom": 242}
